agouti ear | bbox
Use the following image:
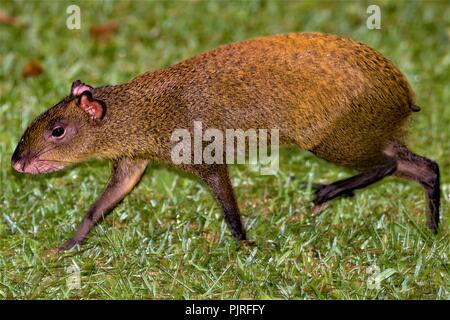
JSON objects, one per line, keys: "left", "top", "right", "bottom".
{"left": 78, "top": 91, "right": 106, "bottom": 121}
{"left": 71, "top": 80, "right": 93, "bottom": 96}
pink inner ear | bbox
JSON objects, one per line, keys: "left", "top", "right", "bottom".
{"left": 72, "top": 84, "right": 92, "bottom": 96}
{"left": 80, "top": 95, "right": 103, "bottom": 120}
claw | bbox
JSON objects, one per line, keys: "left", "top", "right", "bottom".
{"left": 312, "top": 202, "right": 328, "bottom": 216}
{"left": 57, "top": 239, "right": 81, "bottom": 252}
{"left": 239, "top": 239, "right": 256, "bottom": 253}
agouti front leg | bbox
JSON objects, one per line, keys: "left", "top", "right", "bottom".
{"left": 189, "top": 164, "right": 247, "bottom": 241}
{"left": 58, "top": 158, "right": 148, "bottom": 250}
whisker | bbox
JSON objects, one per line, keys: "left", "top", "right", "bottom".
{"left": 33, "top": 145, "right": 51, "bottom": 158}
{"left": 32, "top": 163, "right": 41, "bottom": 175}
{"left": 34, "top": 144, "right": 59, "bottom": 159}
{"left": 27, "top": 137, "right": 31, "bottom": 159}
{"left": 35, "top": 158, "right": 73, "bottom": 164}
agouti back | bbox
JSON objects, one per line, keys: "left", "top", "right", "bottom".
{"left": 11, "top": 32, "right": 440, "bottom": 250}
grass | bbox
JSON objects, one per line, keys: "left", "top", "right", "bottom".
{"left": 0, "top": 0, "right": 449, "bottom": 299}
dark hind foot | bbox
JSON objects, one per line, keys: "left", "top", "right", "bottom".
{"left": 387, "top": 141, "right": 441, "bottom": 233}
{"left": 314, "top": 183, "right": 355, "bottom": 198}
{"left": 312, "top": 159, "right": 397, "bottom": 216}
{"left": 312, "top": 201, "right": 329, "bottom": 216}
{"left": 312, "top": 183, "right": 355, "bottom": 216}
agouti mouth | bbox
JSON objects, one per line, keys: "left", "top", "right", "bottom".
{"left": 11, "top": 157, "right": 65, "bottom": 175}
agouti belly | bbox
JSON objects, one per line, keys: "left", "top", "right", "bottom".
{"left": 161, "top": 32, "right": 416, "bottom": 169}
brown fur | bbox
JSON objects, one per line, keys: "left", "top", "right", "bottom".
{"left": 95, "top": 33, "right": 416, "bottom": 170}
{"left": 15, "top": 33, "right": 417, "bottom": 169}
{"left": 11, "top": 32, "right": 440, "bottom": 249}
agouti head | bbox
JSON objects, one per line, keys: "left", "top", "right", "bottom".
{"left": 11, "top": 80, "right": 107, "bottom": 174}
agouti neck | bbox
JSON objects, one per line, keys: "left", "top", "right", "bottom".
{"left": 89, "top": 69, "right": 180, "bottom": 161}
{"left": 93, "top": 68, "right": 177, "bottom": 109}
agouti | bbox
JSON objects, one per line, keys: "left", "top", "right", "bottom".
{"left": 11, "top": 32, "right": 440, "bottom": 250}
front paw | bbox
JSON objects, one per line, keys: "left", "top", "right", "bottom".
{"left": 57, "top": 238, "right": 82, "bottom": 251}
{"left": 239, "top": 239, "right": 256, "bottom": 253}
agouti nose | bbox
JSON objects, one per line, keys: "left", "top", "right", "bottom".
{"left": 12, "top": 160, "right": 24, "bottom": 172}
{"left": 11, "top": 149, "right": 26, "bottom": 173}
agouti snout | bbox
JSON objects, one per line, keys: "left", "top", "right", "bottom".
{"left": 12, "top": 32, "right": 441, "bottom": 250}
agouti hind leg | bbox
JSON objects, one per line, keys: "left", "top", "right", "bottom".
{"left": 58, "top": 158, "right": 148, "bottom": 251}
{"left": 312, "top": 157, "right": 397, "bottom": 215}
{"left": 388, "top": 142, "right": 441, "bottom": 233}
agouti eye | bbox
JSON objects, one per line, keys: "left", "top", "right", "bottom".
{"left": 52, "top": 127, "right": 65, "bottom": 138}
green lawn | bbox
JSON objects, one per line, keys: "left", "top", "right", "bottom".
{"left": 0, "top": 0, "right": 448, "bottom": 299}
